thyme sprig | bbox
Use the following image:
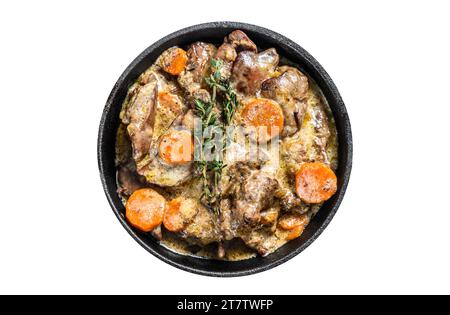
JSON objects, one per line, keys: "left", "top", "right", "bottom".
{"left": 206, "top": 59, "right": 239, "bottom": 125}
{"left": 194, "top": 59, "right": 240, "bottom": 214}
{"left": 193, "top": 99, "right": 224, "bottom": 213}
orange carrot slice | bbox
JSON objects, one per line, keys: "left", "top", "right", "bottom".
{"left": 240, "top": 98, "right": 284, "bottom": 142}
{"left": 278, "top": 213, "right": 309, "bottom": 230}
{"left": 286, "top": 225, "right": 306, "bottom": 240}
{"left": 126, "top": 188, "right": 166, "bottom": 232}
{"left": 158, "top": 130, "right": 194, "bottom": 165}
{"left": 295, "top": 162, "right": 337, "bottom": 203}
{"left": 279, "top": 214, "right": 309, "bottom": 241}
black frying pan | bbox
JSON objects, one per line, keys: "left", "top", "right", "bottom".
{"left": 97, "top": 22, "right": 353, "bottom": 277}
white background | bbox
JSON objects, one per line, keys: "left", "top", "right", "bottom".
{"left": 1, "top": 0, "right": 449, "bottom": 295}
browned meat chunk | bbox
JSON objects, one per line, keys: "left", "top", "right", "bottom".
{"left": 231, "top": 49, "right": 279, "bottom": 95}
{"left": 178, "top": 42, "right": 216, "bottom": 94}
{"left": 219, "top": 163, "right": 279, "bottom": 240}
{"left": 214, "top": 43, "right": 237, "bottom": 80}
{"left": 117, "top": 165, "right": 146, "bottom": 197}
{"left": 277, "top": 186, "right": 310, "bottom": 214}
{"left": 120, "top": 75, "right": 158, "bottom": 162}
{"left": 261, "top": 66, "right": 309, "bottom": 136}
{"left": 214, "top": 30, "right": 257, "bottom": 80}
{"left": 240, "top": 228, "right": 280, "bottom": 256}
{"left": 216, "top": 43, "right": 237, "bottom": 62}
{"left": 225, "top": 30, "right": 257, "bottom": 52}
{"left": 262, "top": 66, "right": 309, "bottom": 100}
{"left": 181, "top": 202, "right": 221, "bottom": 246}
{"left": 260, "top": 207, "right": 280, "bottom": 227}
{"left": 235, "top": 171, "right": 279, "bottom": 226}
{"left": 220, "top": 170, "right": 282, "bottom": 256}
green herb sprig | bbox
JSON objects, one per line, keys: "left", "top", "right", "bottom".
{"left": 194, "top": 59, "right": 240, "bottom": 214}
{"left": 205, "top": 59, "right": 239, "bottom": 125}
{"left": 193, "top": 99, "right": 224, "bottom": 213}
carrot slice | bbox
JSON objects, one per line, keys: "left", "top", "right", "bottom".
{"left": 279, "top": 214, "right": 309, "bottom": 241}
{"left": 278, "top": 213, "right": 309, "bottom": 230}
{"left": 286, "top": 225, "right": 306, "bottom": 241}
{"left": 295, "top": 162, "right": 337, "bottom": 203}
{"left": 158, "top": 129, "right": 194, "bottom": 165}
{"left": 163, "top": 197, "right": 198, "bottom": 232}
{"left": 125, "top": 188, "right": 166, "bottom": 232}
{"left": 158, "top": 92, "right": 183, "bottom": 112}
{"left": 240, "top": 98, "right": 284, "bottom": 142}
{"left": 160, "top": 47, "right": 188, "bottom": 76}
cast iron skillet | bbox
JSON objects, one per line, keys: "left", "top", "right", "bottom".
{"left": 98, "top": 22, "right": 352, "bottom": 277}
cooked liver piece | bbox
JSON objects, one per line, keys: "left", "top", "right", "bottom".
{"left": 231, "top": 48, "right": 279, "bottom": 95}
{"left": 261, "top": 66, "right": 309, "bottom": 136}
